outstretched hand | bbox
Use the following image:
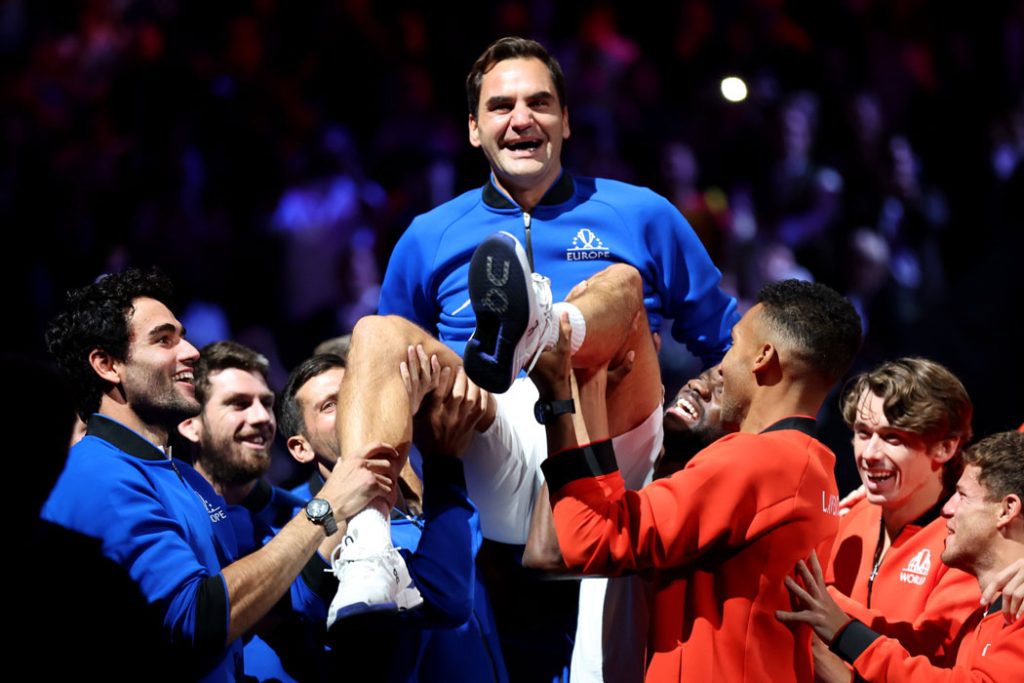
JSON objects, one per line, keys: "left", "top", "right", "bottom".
{"left": 981, "top": 558, "right": 1024, "bottom": 623}
{"left": 400, "top": 344, "right": 441, "bottom": 416}
{"left": 319, "top": 443, "right": 400, "bottom": 517}
{"left": 530, "top": 313, "right": 573, "bottom": 400}
{"left": 414, "top": 366, "right": 490, "bottom": 459}
{"left": 776, "top": 550, "right": 852, "bottom": 643}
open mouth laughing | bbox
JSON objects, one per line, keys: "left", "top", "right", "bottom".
{"left": 503, "top": 138, "right": 543, "bottom": 153}
{"left": 666, "top": 389, "right": 703, "bottom": 427}
{"left": 173, "top": 370, "right": 194, "bottom": 384}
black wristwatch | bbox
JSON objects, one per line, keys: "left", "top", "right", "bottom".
{"left": 305, "top": 498, "right": 338, "bottom": 536}
{"left": 534, "top": 398, "right": 575, "bottom": 424}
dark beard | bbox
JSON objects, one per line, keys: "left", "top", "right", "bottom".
{"left": 195, "top": 446, "right": 270, "bottom": 488}
{"left": 134, "top": 399, "right": 200, "bottom": 436}
{"left": 193, "top": 430, "right": 270, "bottom": 489}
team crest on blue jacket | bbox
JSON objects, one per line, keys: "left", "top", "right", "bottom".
{"left": 566, "top": 228, "right": 611, "bottom": 261}
{"left": 198, "top": 492, "right": 228, "bottom": 524}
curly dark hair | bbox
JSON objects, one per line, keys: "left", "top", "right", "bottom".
{"left": 466, "top": 36, "right": 567, "bottom": 117}
{"left": 756, "top": 279, "right": 862, "bottom": 384}
{"left": 45, "top": 267, "right": 176, "bottom": 420}
{"left": 277, "top": 353, "right": 346, "bottom": 440}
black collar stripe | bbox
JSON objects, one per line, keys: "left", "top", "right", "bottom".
{"left": 482, "top": 172, "right": 575, "bottom": 209}
{"left": 241, "top": 478, "right": 273, "bottom": 513}
{"left": 913, "top": 497, "right": 947, "bottom": 527}
{"left": 760, "top": 416, "right": 817, "bottom": 438}
{"left": 86, "top": 414, "right": 166, "bottom": 461}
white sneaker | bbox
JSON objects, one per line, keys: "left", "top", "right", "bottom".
{"left": 325, "top": 538, "right": 423, "bottom": 628}
{"left": 463, "top": 231, "right": 559, "bottom": 393}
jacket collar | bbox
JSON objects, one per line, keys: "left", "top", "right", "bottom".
{"left": 482, "top": 171, "right": 575, "bottom": 209}
{"left": 239, "top": 478, "right": 273, "bottom": 513}
{"left": 86, "top": 414, "right": 166, "bottom": 461}
{"left": 907, "top": 497, "right": 948, "bottom": 529}
{"left": 760, "top": 416, "right": 817, "bottom": 438}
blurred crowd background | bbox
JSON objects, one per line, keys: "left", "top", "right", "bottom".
{"left": 2, "top": 0, "right": 1021, "bottom": 479}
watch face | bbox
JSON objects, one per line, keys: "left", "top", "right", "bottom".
{"left": 307, "top": 498, "right": 329, "bottom": 519}
{"left": 534, "top": 401, "right": 549, "bottom": 424}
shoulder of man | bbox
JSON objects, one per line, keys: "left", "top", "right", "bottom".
{"left": 405, "top": 185, "right": 490, "bottom": 232}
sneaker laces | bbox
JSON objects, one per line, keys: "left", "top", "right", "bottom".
{"left": 522, "top": 273, "right": 556, "bottom": 377}
{"left": 328, "top": 540, "right": 349, "bottom": 576}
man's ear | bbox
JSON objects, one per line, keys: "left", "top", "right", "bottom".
{"left": 468, "top": 114, "right": 481, "bottom": 148}
{"left": 752, "top": 343, "right": 776, "bottom": 373}
{"left": 562, "top": 106, "right": 571, "bottom": 139}
{"left": 288, "top": 434, "right": 315, "bottom": 465}
{"left": 929, "top": 437, "right": 960, "bottom": 465}
{"left": 997, "top": 493, "right": 1023, "bottom": 531}
{"left": 178, "top": 417, "right": 202, "bottom": 444}
{"left": 88, "top": 348, "right": 120, "bottom": 384}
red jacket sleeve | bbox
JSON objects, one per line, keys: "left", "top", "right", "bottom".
{"left": 829, "top": 562, "right": 980, "bottom": 663}
{"left": 832, "top": 611, "right": 1023, "bottom": 683}
{"left": 542, "top": 433, "right": 825, "bottom": 574}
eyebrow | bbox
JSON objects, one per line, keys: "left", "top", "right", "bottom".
{"left": 223, "top": 391, "right": 275, "bottom": 404}
{"left": 485, "top": 91, "right": 555, "bottom": 108}
{"left": 316, "top": 392, "right": 339, "bottom": 408}
{"left": 147, "top": 323, "right": 182, "bottom": 340}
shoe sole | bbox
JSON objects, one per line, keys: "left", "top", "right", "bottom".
{"left": 330, "top": 600, "right": 400, "bottom": 626}
{"left": 463, "top": 232, "right": 533, "bottom": 393}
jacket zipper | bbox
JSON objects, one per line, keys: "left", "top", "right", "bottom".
{"left": 523, "top": 211, "right": 534, "bottom": 270}
{"left": 866, "top": 517, "right": 887, "bottom": 607}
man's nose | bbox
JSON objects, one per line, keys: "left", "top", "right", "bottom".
{"left": 181, "top": 338, "right": 200, "bottom": 363}
{"left": 510, "top": 101, "right": 533, "bottom": 129}
{"left": 248, "top": 400, "right": 272, "bottom": 424}
{"left": 686, "top": 377, "right": 711, "bottom": 400}
{"left": 862, "top": 434, "right": 885, "bottom": 459}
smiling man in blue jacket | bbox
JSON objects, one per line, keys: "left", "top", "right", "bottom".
{"left": 42, "top": 268, "right": 392, "bottom": 682}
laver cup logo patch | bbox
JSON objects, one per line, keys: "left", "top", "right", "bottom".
{"left": 566, "top": 228, "right": 611, "bottom": 261}
{"left": 900, "top": 548, "right": 932, "bottom": 585}
{"left": 198, "top": 494, "right": 228, "bottom": 524}
{"left": 481, "top": 256, "right": 510, "bottom": 313}
{"left": 822, "top": 492, "right": 840, "bottom": 516}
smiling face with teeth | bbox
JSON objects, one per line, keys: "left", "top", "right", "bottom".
{"left": 468, "top": 57, "right": 570, "bottom": 209}
{"left": 852, "top": 390, "right": 952, "bottom": 518}
{"left": 657, "top": 366, "right": 731, "bottom": 478}
{"left": 664, "top": 367, "right": 726, "bottom": 441}
{"left": 190, "top": 367, "right": 276, "bottom": 486}
{"left": 116, "top": 296, "right": 201, "bottom": 429}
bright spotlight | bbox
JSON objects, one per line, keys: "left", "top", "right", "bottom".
{"left": 720, "top": 76, "right": 748, "bottom": 103}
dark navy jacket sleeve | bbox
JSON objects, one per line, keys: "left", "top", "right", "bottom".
{"left": 41, "top": 435, "right": 240, "bottom": 681}
{"left": 402, "top": 456, "right": 481, "bottom": 628}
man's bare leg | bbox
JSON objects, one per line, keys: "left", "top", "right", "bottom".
{"left": 339, "top": 315, "right": 467, "bottom": 464}
{"left": 562, "top": 263, "right": 661, "bottom": 438}
{"left": 327, "top": 314, "right": 497, "bottom": 622}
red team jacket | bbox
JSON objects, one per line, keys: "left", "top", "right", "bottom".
{"left": 825, "top": 497, "right": 981, "bottom": 664}
{"left": 542, "top": 417, "right": 841, "bottom": 682}
{"left": 832, "top": 598, "right": 1023, "bottom": 682}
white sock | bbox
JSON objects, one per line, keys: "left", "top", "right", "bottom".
{"left": 553, "top": 301, "right": 586, "bottom": 355}
{"left": 345, "top": 501, "right": 392, "bottom": 552}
